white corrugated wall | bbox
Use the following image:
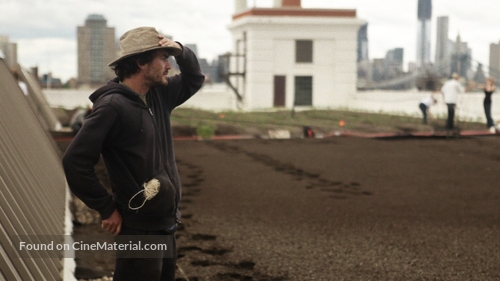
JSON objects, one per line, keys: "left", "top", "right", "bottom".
{"left": 0, "top": 58, "right": 74, "bottom": 280}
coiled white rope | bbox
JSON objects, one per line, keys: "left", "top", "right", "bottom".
{"left": 128, "top": 178, "right": 160, "bottom": 210}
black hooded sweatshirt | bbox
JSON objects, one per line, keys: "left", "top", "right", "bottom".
{"left": 62, "top": 46, "right": 204, "bottom": 231}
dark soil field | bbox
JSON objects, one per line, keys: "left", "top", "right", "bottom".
{"left": 63, "top": 134, "right": 500, "bottom": 281}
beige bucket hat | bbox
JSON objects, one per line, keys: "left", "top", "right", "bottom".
{"left": 108, "top": 26, "right": 182, "bottom": 67}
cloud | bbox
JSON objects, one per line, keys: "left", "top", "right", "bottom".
{"left": 17, "top": 37, "right": 76, "bottom": 81}
{"left": 1, "top": 0, "right": 81, "bottom": 39}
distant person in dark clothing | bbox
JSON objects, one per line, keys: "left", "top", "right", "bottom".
{"left": 419, "top": 95, "right": 437, "bottom": 124}
{"left": 62, "top": 26, "right": 204, "bottom": 281}
{"left": 476, "top": 77, "right": 496, "bottom": 133}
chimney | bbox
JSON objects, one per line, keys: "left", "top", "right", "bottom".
{"left": 235, "top": 0, "right": 247, "bottom": 13}
{"left": 273, "top": 0, "right": 301, "bottom": 7}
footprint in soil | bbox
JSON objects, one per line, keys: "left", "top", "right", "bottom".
{"left": 178, "top": 246, "right": 232, "bottom": 257}
{"left": 215, "top": 272, "right": 253, "bottom": 280}
{"left": 175, "top": 157, "right": 289, "bottom": 281}
{"left": 232, "top": 261, "right": 255, "bottom": 270}
{"left": 191, "top": 233, "right": 217, "bottom": 241}
{"left": 206, "top": 142, "right": 373, "bottom": 199}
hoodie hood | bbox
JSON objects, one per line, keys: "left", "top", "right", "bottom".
{"left": 89, "top": 78, "right": 142, "bottom": 105}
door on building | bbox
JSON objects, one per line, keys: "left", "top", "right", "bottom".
{"left": 294, "top": 76, "right": 313, "bottom": 106}
{"left": 273, "top": 75, "right": 286, "bottom": 107}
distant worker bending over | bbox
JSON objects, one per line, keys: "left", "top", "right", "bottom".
{"left": 419, "top": 94, "right": 437, "bottom": 125}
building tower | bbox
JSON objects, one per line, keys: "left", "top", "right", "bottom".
{"left": 451, "top": 34, "right": 472, "bottom": 79}
{"left": 489, "top": 41, "right": 500, "bottom": 82}
{"left": 77, "top": 14, "right": 116, "bottom": 87}
{"left": 235, "top": 0, "right": 247, "bottom": 13}
{"left": 357, "top": 23, "right": 368, "bottom": 63}
{"left": 0, "top": 35, "right": 18, "bottom": 68}
{"left": 435, "top": 16, "right": 449, "bottom": 76}
{"left": 356, "top": 23, "right": 371, "bottom": 85}
{"left": 416, "top": 0, "right": 432, "bottom": 69}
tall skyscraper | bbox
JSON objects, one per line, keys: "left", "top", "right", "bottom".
{"left": 416, "top": 0, "right": 432, "bottom": 68}
{"left": 383, "top": 48, "right": 404, "bottom": 80}
{"left": 489, "top": 41, "right": 500, "bottom": 82}
{"left": 450, "top": 34, "right": 471, "bottom": 79}
{"left": 435, "top": 16, "right": 450, "bottom": 76}
{"left": 356, "top": 23, "right": 370, "bottom": 83}
{"left": 77, "top": 14, "right": 116, "bottom": 87}
{"left": 0, "top": 35, "right": 18, "bottom": 68}
{"left": 473, "top": 63, "right": 486, "bottom": 84}
{"left": 386, "top": 48, "right": 404, "bottom": 68}
{"left": 357, "top": 23, "right": 369, "bottom": 63}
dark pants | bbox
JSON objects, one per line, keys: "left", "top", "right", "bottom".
{"left": 419, "top": 103, "right": 428, "bottom": 124}
{"left": 484, "top": 102, "right": 494, "bottom": 128}
{"left": 446, "top": 103, "right": 455, "bottom": 129}
{"left": 113, "top": 225, "right": 177, "bottom": 281}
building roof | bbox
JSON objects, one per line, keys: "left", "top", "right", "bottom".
{"left": 87, "top": 14, "right": 106, "bottom": 21}
{"left": 233, "top": 7, "right": 356, "bottom": 21}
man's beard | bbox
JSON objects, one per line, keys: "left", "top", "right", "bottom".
{"left": 145, "top": 71, "right": 169, "bottom": 88}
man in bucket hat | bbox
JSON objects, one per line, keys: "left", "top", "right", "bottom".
{"left": 63, "top": 26, "right": 204, "bottom": 280}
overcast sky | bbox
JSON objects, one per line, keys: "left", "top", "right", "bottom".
{"left": 1, "top": 0, "right": 500, "bottom": 82}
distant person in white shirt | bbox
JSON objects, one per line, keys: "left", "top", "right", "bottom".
{"left": 11, "top": 69, "right": 28, "bottom": 96}
{"left": 440, "top": 73, "right": 464, "bottom": 129}
{"left": 419, "top": 95, "right": 437, "bottom": 124}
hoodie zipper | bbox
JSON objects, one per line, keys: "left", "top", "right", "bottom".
{"left": 146, "top": 103, "right": 179, "bottom": 221}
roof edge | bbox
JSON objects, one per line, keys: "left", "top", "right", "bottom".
{"left": 233, "top": 8, "right": 357, "bottom": 21}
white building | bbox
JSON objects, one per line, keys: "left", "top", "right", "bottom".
{"left": 226, "top": 0, "right": 364, "bottom": 110}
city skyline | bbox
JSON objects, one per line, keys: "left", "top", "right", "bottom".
{"left": 1, "top": 0, "right": 500, "bottom": 82}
